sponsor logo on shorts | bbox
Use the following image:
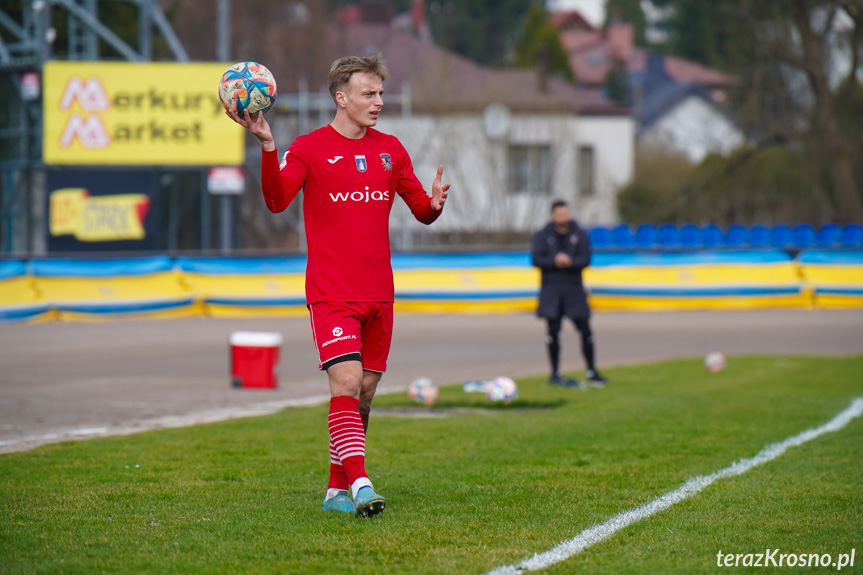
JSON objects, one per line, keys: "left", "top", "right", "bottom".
{"left": 322, "top": 334, "right": 357, "bottom": 348}
{"left": 321, "top": 325, "right": 355, "bottom": 348}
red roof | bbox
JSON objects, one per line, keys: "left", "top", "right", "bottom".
{"left": 560, "top": 23, "right": 740, "bottom": 89}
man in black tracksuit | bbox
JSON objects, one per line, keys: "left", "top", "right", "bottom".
{"left": 531, "top": 199, "right": 607, "bottom": 388}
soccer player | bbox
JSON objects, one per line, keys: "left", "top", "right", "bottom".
{"left": 531, "top": 199, "right": 607, "bottom": 388}
{"left": 226, "top": 53, "right": 449, "bottom": 518}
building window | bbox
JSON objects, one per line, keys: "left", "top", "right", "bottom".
{"left": 507, "top": 144, "right": 552, "bottom": 195}
{"left": 578, "top": 145, "right": 595, "bottom": 197}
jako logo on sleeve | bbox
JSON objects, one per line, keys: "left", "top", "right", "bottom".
{"left": 329, "top": 187, "right": 391, "bottom": 203}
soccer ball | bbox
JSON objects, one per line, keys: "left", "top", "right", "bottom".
{"left": 219, "top": 61, "right": 277, "bottom": 117}
{"left": 704, "top": 352, "right": 726, "bottom": 372}
{"left": 408, "top": 377, "right": 439, "bottom": 406}
{"left": 486, "top": 376, "right": 518, "bottom": 403}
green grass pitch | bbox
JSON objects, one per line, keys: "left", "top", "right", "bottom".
{"left": 2, "top": 355, "right": 861, "bottom": 574}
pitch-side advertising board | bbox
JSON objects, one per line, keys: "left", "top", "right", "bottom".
{"left": 46, "top": 169, "right": 159, "bottom": 250}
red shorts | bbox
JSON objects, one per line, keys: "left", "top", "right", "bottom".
{"left": 308, "top": 301, "right": 393, "bottom": 372}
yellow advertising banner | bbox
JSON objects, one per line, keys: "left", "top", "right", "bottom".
{"left": 49, "top": 188, "right": 151, "bottom": 241}
{"left": 43, "top": 61, "right": 245, "bottom": 166}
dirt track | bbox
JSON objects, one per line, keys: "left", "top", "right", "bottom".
{"left": 1, "top": 309, "right": 861, "bottom": 453}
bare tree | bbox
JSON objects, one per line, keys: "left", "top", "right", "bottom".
{"left": 733, "top": 0, "right": 863, "bottom": 221}
{"left": 786, "top": 0, "right": 861, "bottom": 220}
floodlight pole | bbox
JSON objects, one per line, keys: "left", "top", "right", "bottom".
{"left": 216, "top": 0, "right": 232, "bottom": 253}
{"left": 217, "top": 0, "right": 230, "bottom": 62}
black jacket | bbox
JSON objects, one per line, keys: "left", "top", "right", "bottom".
{"left": 531, "top": 220, "right": 592, "bottom": 320}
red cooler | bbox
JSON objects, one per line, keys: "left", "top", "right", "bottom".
{"left": 229, "top": 331, "right": 283, "bottom": 389}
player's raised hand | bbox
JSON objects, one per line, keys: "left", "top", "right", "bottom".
{"left": 430, "top": 164, "right": 450, "bottom": 211}
{"left": 224, "top": 94, "right": 276, "bottom": 151}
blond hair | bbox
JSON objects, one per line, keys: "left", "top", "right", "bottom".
{"left": 328, "top": 53, "right": 389, "bottom": 101}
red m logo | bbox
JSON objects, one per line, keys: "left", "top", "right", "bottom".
{"left": 60, "top": 76, "right": 111, "bottom": 111}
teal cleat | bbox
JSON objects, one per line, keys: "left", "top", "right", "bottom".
{"left": 354, "top": 486, "right": 386, "bottom": 518}
{"left": 322, "top": 491, "right": 356, "bottom": 514}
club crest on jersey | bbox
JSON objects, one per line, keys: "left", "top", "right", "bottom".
{"left": 379, "top": 153, "right": 393, "bottom": 171}
{"left": 354, "top": 155, "right": 368, "bottom": 172}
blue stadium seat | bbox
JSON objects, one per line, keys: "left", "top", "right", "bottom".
{"left": 635, "top": 224, "right": 658, "bottom": 248}
{"left": 816, "top": 223, "right": 841, "bottom": 247}
{"left": 842, "top": 223, "right": 863, "bottom": 247}
{"left": 679, "top": 224, "right": 701, "bottom": 248}
{"left": 725, "top": 224, "right": 747, "bottom": 247}
{"left": 611, "top": 224, "right": 634, "bottom": 248}
{"left": 589, "top": 226, "right": 612, "bottom": 248}
{"left": 771, "top": 224, "right": 794, "bottom": 248}
{"left": 792, "top": 223, "right": 816, "bottom": 248}
{"left": 748, "top": 224, "right": 771, "bottom": 247}
{"left": 658, "top": 223, "right": 679, "bottom": 247}
{"left": 701, "top": 224, "right": 724, "bottom": 248}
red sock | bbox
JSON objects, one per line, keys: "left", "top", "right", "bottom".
{"left": 327, "top": 439, "right": 349, "bottom": 491}
{"left": 328, "top": 396, "right": 367, "bottom": 486}
{"left": 360, "top": 410, "right": 370, "bottom": 435}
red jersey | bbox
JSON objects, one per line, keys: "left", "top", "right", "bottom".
{"left": 261, "top": 125, "right": 441, "bottom": 305}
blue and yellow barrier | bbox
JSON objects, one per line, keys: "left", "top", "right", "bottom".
{"left": 798, "top": 250, "right": 863, "bottom": 309}
{"left": 0, "top": 260, "right": 52, "bottom": 322}
{"left": 177, "top": 256, "right": 307, "bottom": 318}
{"left": 584, "top": 250, "right": 809, "bottom": 312}
{"left": 393, "top": 253, "right": 539, "bottom": 314}
{"left": 29, "top": 256, "right": 197, "bottom": 321}
{"left": 1, "top": 248, "right": 861, "bottom": 323}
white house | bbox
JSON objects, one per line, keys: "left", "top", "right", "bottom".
{"left": 632, "top": 53, "right": 744, "bottom": 163}
{"left": 637, "top": 89, "right": 744, "bottom": 163}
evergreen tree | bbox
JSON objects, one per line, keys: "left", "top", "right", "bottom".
{"left": 425, "top": 0, "right": 533, "bottom": 67}
{"left": 513, "top": 3, "right": 573, "bottom": 80}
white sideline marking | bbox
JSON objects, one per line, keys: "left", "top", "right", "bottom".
{"left": 0, "top": 386, "right": 413, "bottom": 454}
{"left": 486, "top": 397, "right": 863, "bottom": 575}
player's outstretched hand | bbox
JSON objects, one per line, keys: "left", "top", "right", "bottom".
{"left": 224, "top": 94, "right": 276, "bottom": 152}
{"left": 431, "top": 164, "right": 450, "bottom": 211}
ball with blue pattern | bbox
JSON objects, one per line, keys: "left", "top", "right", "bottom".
{"left": 219, "top": 61, "right": 277, "bottom": 117}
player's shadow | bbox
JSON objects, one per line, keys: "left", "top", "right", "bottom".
{"left": 375, "top": 398, "right": 567, "bottom": 417}
{"left": 437, "top": 398, "right": 566, "bottom": 410}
